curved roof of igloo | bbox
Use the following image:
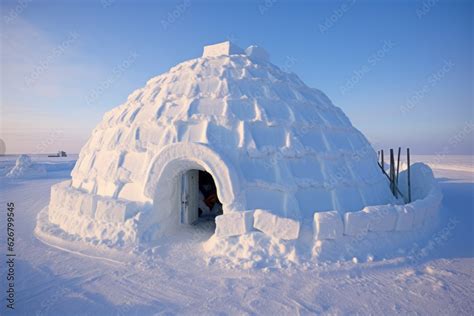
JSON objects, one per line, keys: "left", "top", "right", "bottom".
{"left": 71, "top": 41, "right": 393, "bottom": 219}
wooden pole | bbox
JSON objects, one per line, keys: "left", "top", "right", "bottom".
{"left": 407, "top": 148, "right": 411, "bottom": 203}
{"left": 396, "top": 147, "right": 401, "bottom": 185}
{"left": 381, "top": 150, "right": 384, "bottom": 171}
{"left": 389, "top": 149, "right": 393, "bottom": 193}
{"left": 390, "top": 149, "right": 396, "bottom": 197}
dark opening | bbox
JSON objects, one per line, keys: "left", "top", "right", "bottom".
{"left": 197, "top": 170, "right": 223, "bottom": 221}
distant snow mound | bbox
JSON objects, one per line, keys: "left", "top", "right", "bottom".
{"left": 6, "top": 155, "right": 46, "bottom": 178}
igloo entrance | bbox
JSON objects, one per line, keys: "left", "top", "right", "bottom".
{"left": 180, "top": 170, "right": 223, "bottom": 226}
{"left": 143, "top": 143, "right": 242, "bottom": 236}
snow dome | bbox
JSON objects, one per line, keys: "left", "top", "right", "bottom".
{"left": 45, "top": 41, "right": 399, "bottom": 247}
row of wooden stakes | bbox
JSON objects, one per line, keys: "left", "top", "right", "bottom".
{"left": 377, "top": 148, "right": 412, "bottom": 203}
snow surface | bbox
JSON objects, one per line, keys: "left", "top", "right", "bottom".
{"left": 0, "top": 154, "right": 472, "bottom": 314}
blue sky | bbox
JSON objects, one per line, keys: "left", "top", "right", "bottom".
{"left": 1, "top": 0, "right": 472, "bottom": 154}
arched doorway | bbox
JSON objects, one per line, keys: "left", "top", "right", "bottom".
{"left": 143, "top": 143, "right": 243, "bottom": 238}
{"left": 180, "top": 170, "right": 223, "bottom": 225}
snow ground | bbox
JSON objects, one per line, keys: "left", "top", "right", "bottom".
{"left": 0, "top": 155, "right": 472, "bottom": 315}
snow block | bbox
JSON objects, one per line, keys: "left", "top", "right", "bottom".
{"left": 343, "top": 210, "right": 370, "bottom": 236}
{"left": 118, "top": 182, "right": 146, "bottom": 201}
{"left": 407, "top": 201, "right": 426, "bottom": 229}
{"left": 77, "top": 194, "right": 98, "bottom": 218}
{"left": 253, "top": 209, "right": 300, "bottom": 240}
{"left": 81, "top": 180, "right": 96, "bottom": 193}
{"left": 362, "top": 205, "right": 398, "bottom": 232}
{"left": 62, "top": 189, "right": 82, "bottom": 214}
{"left": 313, "top": 211, "right": 343, "bottom": 240}
{"left": 71, "top": 177, "right": 81, "bottom": 189}
{"left": 423, "top": 192, "right": 442, "bottom": 227}
{"left": 95, "top": 199, "right": 137, "bottom": 223}
{"left": 397, "top": 163, "right": 442, "bottom": 230}
{"left": 245, "top": 45, "right": 270, "bottom": 62}
{"left": 50, "top": 181, "right": 70, "bottom": 209}
{"left": 398, "top": 163, "right": 437, "bottom": 201}
{"left": 395, "top": 205, "right": 414, "bottom": 231}
{"left": 203, "top": 41, "right": 243, "bottom": 57}
{"left": 215, "top": 211, "right": 254, "bottom": 238}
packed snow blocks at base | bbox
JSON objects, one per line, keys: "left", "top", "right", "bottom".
{"left": 43, "top": 41, "right": 442, "bottom": 257}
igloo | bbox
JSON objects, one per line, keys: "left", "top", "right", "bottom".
{"left": 45, "top": 41, "right": 400, "bottom": 247}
